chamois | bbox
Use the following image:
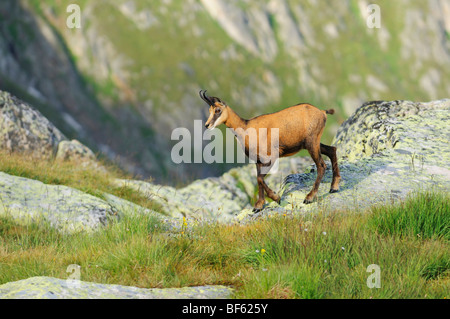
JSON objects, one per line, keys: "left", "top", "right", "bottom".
{"left": 199, "top": 90, "right": 341, "bottom": 212}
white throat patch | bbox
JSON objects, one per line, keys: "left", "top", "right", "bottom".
{"left": 209, "top": 114, "right": 224, "bottom": 130}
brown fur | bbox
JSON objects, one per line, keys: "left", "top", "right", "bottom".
{"left": 201, "top": 90, "right": 341, "bottom": 211}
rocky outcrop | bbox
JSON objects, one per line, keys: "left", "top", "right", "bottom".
{"left": 0, "top": 90, "right": 99, "bottom": 165}
{"left": 333, "top": 99, "right": 450, "bottom": 161}
{"left": 116, "top": 156, "right": 312, "bottom": 222}
{"left": 0, "top": 171, "right": 110, "bottom": 233}
{"left": 116, "top": 175, "right": 249, "bottom": 222}
{"left": 0, "top": 277, "right": 233, "bottom": 299}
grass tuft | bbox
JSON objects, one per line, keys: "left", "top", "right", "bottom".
{"left": 368, "top": 191, "right": 449, "bottom": 241}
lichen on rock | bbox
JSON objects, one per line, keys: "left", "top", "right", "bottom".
{"left": 0, "top": 90, "right": 66, "bottom": 159}
{"left": 332, "top": 99, "right": 450, "bottom": 161}
{"left": 115, "top": 156, "right": 311, "bottom": 223}
{"left": 0, "top": 90, "right": 100, "bottom": 167}
{"left": 55, "top": 139, "right": 97, "bottom": 164}
{"left": 0, "top": 172, "right": 178, "bottom": 234}
{"left": 0, "top": 171, "right": 116, "bottom": 233}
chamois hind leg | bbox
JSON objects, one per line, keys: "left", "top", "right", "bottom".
{"left": 304, "top": 144, "right": 326, "bottom": 204}
{"left": 320, "top": 143, "right": 341, "bottom": 193}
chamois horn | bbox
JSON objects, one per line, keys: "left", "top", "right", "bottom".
{"left": 199, "top": 90, "right": 213, "bottom": 105}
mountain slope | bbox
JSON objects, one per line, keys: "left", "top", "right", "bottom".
{"left": 1, "top": 0, "right": 449, "bottom": 183}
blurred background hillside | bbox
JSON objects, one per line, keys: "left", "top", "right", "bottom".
{"left": 1, "top": 0, "right": 449, "bottom": 184}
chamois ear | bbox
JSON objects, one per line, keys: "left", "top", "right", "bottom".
{"left": 213, "top": 97, "right": 226, "bottom": 106}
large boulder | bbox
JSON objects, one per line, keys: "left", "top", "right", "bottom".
{"left": 333, "top": 99, "right": 450, "bottom": 161}
{"left": 0, "top": 90, "right": 98, "bottom": 165}
{"left": 0, "top": 90, "right": 66, "bottom": 158}
{"left": 0, "top": 276, "right": 233, "bottom": 299}
{"left": 238, "top": 99, "right": 450, "bottom": 220}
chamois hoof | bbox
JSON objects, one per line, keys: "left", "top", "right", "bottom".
{"left": 273, "top": 195, "right": 281, "bottom": 204}
{"left": 252, "top": 207, "right": 263, "bottom": 213}
{"left": 303, "top": 198, "right": 314, "bottom": 204}
{"left": 329, "top": 188, "right": 339, "bottom": 193}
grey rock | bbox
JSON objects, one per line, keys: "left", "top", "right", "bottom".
{"left": 0, "top": 90, "right": 101, "bottom": 167}
{"left": 55, "top": 139, "right": 97, "bottom": 164}
{"left": 200, "top": 0, "right": 278, "bottom": 62}
{"left": 116, "top": 156, "right": 312, "bottom": 223}
{"left": 0, "top": 171, "right": 116, "bottom": 233}
{"left": 0, "top": 90, "right": 66, "bottom": 158}
{"left": 333, "top": 99, "right": 450, "bottom": 161}
{"left": 0, "top": 276, "right": 233, "bottom": 299}
{"left": 0, "top": 172, "right": 178, "bottom": 234}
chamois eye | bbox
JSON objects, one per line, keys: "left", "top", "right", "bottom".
{"left": 215, "top": 108, "right": 221, "bottom": 114}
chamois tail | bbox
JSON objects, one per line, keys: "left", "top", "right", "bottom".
{"left": 325, "top": 109, "right": 335, "bottom": 115}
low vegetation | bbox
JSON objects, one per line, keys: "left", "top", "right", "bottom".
{"left": 0, "top": 183, "right": 448, "bottom": 298}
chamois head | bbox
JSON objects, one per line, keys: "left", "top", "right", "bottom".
{"left": 199, "top": 90, "right": 229, "bottom": 130}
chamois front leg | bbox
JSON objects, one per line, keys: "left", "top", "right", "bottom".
{"left": 254, "top": 165, "right": 266, "bottom": 212}
{"left": 304, "top": 145, "right": 326, "bottom": 204}
{"left": 253, "top": 163, "right": 281, "bottom": 212}
{"left": 253, "top": 180, "right": 265, "bottom": 212}
{"left": 258, "top": 162, "right": 281, "bottom": 203}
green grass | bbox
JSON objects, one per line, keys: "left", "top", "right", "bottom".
{"left": 0, "top": 190, "right": 448, "bottom": 298}
{"left": 369, "top": 191, "right": 449, "bottom": 241}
